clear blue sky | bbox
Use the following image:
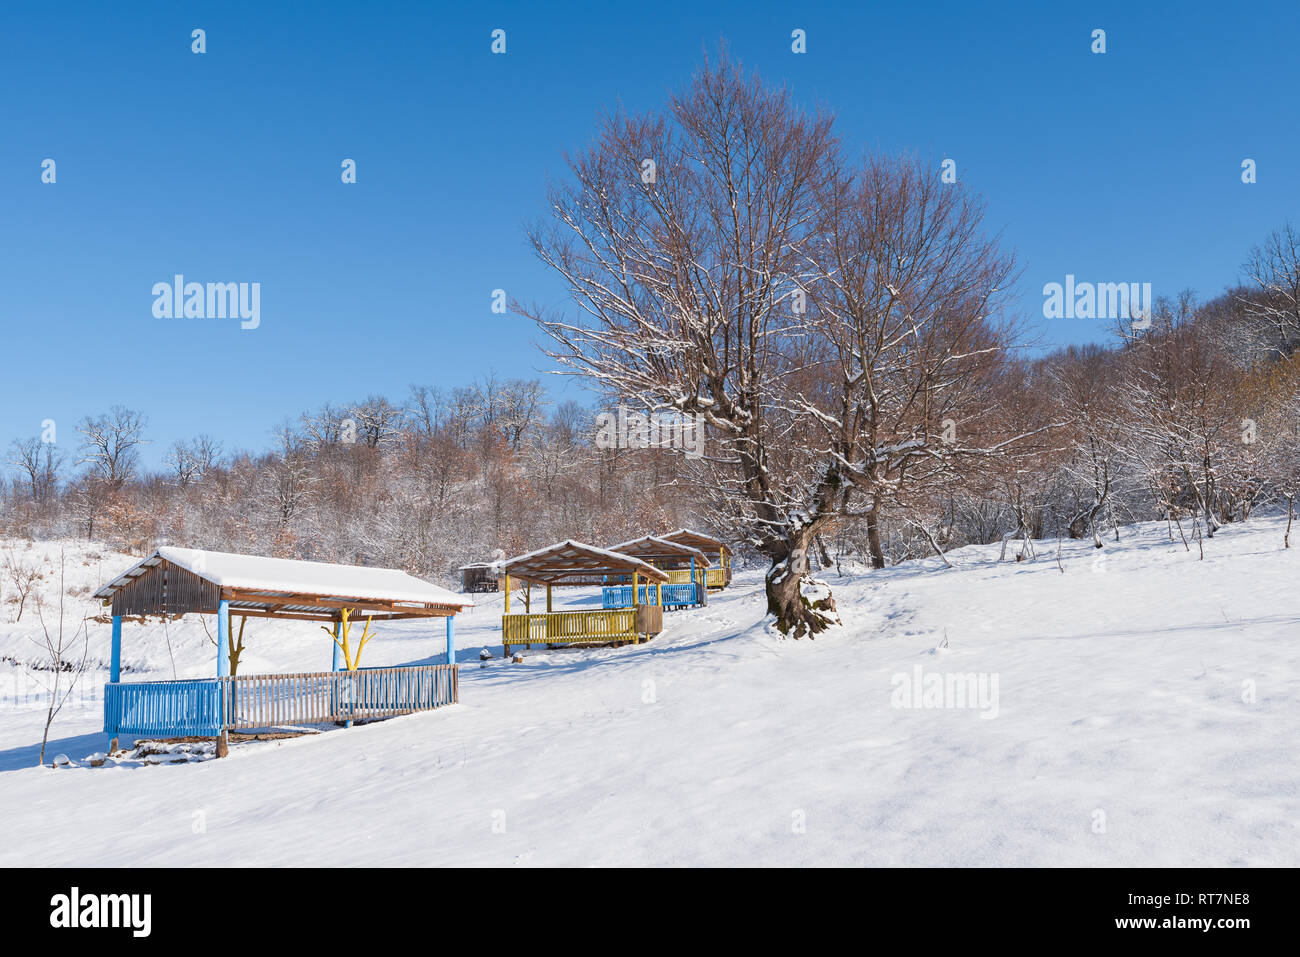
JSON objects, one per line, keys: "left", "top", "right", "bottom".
{"left": 1, "top": 0, "right": 1295, "bottom": 469}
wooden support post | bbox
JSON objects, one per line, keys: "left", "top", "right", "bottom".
{"left": 110, "top": 615, "right": 122, "bottom": 683}
{"left": 631, "top": 571, "right": 640, "bottom": 642}
{"left": 107, "top": 614, "right": 122, "bottom": 751}
{"left": 215, "top": 601, "right": 231, "bottom": 756}
{"left": 545, "top": 584, "right": 553, "bottom": 650}
{"left": 503, "top": 574, "right": 510, "bottom": 657}
{"left": 445, "top": 616, "right": 456, "bottom": 665}
{"left": 331, "top": 620, "right": 343, "bottom": 671}
{"left": 217, "top": 599, "right": 230, "bottom": 676}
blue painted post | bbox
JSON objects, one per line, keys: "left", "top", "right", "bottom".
{"left": 214, "top": 600, "right": 231, "bottom": 756}
{"left": 690, "top": 556, "right": 697, "bottom": 605}
{"left": 330, "top": 620, "right": 342, "bottom": 723}
{"left": 446, "top": 616, "right": 456, "bottom": 665}
{"left": 107, "top": 615, "right": 123, "bottom": 748}
{"left": 216, "top": 600, "right": 230, "bottom": 676}
{"left": 110, "top": 616, "right": 122, "bottom": 683}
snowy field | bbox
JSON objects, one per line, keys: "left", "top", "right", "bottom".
{"left": 1, "top": 517, "right": 1297, "bottom": 866}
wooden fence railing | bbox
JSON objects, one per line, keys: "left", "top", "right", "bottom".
{"left": 665, "top": 568, "right": 730, "bottom": 588}
{"left": 104, "top": 665, "right": 458, "bottom": 739}
{"left": 104, "top": 678, "right": 224, "bottom": 738}
{"left": 502, "top": 608, "right": 640, "bottom": 653}
{"left": 602, "top": 582, "right": 700, "bottom": 608}
{"left": 222, "top": 665, "right": 458, "bottom": 729}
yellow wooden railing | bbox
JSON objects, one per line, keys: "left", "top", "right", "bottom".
{"left": 502, "top": 609, "right": 638, "bottom": 652}
{"left": 664, "top": 568, "right": 730, "bottom": 588}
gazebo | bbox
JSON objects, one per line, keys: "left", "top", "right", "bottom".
{"left": 658, "top": 529, "right": 734, "bottom": 589}
{"left": 458, "top": 561, "right": 501, "bottom": 593}
{"left": 602, "top": 535, "right": 711, "bottom": 609}
{"left": 496, "top": 541, "right": 669, "bottom": 656}
{"left": 93, "top": 547, "right": 471, "bottom": 755}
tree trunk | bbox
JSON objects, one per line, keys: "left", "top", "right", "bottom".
{"left": 814, "top": 533, "right": 833, "bottom": 570}
{"left": 865, "top": 507, "right": 886, "bottom": 569}
{"left": 765, "top": 529, "right": 838, "bottom": 639}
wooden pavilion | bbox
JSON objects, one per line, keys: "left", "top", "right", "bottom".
{"left": 93, "top": 547, "right": 470, "bottom": 755}
{"left": 496, "top": 541, "right": 669, "bottom": 656}
{"left": 458, "top": 561, "right": 501, "bottom": 593}
{"left": 658, "top": 529, "right": 734, "bottom": 589}
{"left": 602, "top": 535, "right": 711, "bottom": 609}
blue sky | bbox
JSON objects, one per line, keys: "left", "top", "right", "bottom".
{"left": 1, "top": 0, "right": 1296, "bottom": 469}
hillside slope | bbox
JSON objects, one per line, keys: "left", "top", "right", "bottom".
{"left": 1, "top": 517, "right": 1297, "bottom": 866}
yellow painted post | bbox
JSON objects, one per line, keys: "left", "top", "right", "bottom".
{"left": 503, "top": 572, "right": 511, "bottom": 656}
{"left": 631, "top": 570, "right": 640, "bottom": 643}
{"left": 545, "top": 583, "right": 553, "bottom": 648}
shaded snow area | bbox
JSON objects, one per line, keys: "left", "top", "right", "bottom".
{"left": 2, "top": 517, "right": 1297, "bottom": 865}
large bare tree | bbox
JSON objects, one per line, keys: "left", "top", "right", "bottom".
{"left": 523, "top": 55, "right": 1028, "bottom": 635}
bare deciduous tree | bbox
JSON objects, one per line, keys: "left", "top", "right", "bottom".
{"left": 30, "top": 552, "right": 92, "bottom": 766}
{"left": 524, "top": 54, "right": 1033, "bottom": 635}
{"left": 76, "top": 406, "right": 148, "bottom": 487}
{"left": 3, "top": 548, "right": 42, "bottom": 622}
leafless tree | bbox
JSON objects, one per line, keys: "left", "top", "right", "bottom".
{"left": 7, "top": 436, "right": 63, "bottom": 502}
{"left": 1240, "top": 222, "right": 1300, "bottom": 358}
{"left": 523, "top": 54, "right": 1036, "bottom": 635}
{"left": 3, "top": 548, "right": 42, "bottom": 622}
{"left": 348, "top": 395, "right": 406, "bottom": 449}
{"left": 76, "top": 406, "right": 148, "bottom": 487}
{"left": 30, "top": 551, "right": 92, "bottom": 766}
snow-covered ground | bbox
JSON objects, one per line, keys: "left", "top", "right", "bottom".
{"left": 1, "top": 517, "right": 1297, "bottom": 866}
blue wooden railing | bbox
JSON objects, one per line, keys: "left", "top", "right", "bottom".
{"left": 104, "top": 665, "right": 458, "bottom": 740}
{"left": 601, "top": 582, "right": 699, "bottom": 609}
{"left": 104, "top": 678, "right": 224, "bottom": 737}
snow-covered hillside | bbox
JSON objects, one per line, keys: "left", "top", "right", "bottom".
{"left": 2, "top": 517, "right": 1297, "bottom": 866}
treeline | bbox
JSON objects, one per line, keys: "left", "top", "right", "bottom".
{"left": 0, "top": 374, "right": 701, "bottom": 584}
{"left": 4, "top": 274, "right": 1300, "bottom": 584}
{"left": 831, "top": 273, "right": 1300, "bottom": 567}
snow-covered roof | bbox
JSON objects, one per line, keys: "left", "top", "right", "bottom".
{"left": 95, "top": 547, "right": 471, "bottom": 614}
{"left": 495, "top": 540, "right": 670, "bottom": 584}
{"left": 607, "top": 535, "right": 712, "bottom": 566}
{"left": 659, "top": 528, "right": 731, "bottom": 554}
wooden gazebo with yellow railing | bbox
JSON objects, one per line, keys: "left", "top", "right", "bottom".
{"left": 658, "top": 529, "right": 734, "bottom": 590}
{"left": 495, "top": 541, "right": 670, "bottom": 656}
